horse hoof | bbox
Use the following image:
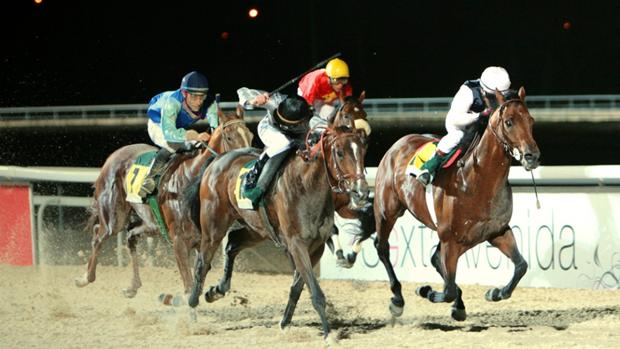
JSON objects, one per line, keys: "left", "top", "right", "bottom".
{"left": 389, "top": 302, "right": 404, "bottom": 317}
{"left": 451, "top": 307, "right": 467, "bottom": 321}
{"left": 188, "top": 295, "right": 199, "bottom": 308}
{"left": 416, "top": 285, "right": 432, "bottom": 298}
{"left": 485, "top": 288, "right": 502, "bottom": 302}
{"left": 279, "top": 320, "right": 290, "bottom": 331}
{"left": 205, "top": 287, "right": 224, "bottom": 303}
{"left": 336, "top": 258, "right": 353, "bottom": 269}
{"left": 122, "top": 288, "right": 138, "bottom": 298}
{"left": 74, "top": 276, "right": 89, "bottom": 288}
{"left": 324, "top": 333, "right": 340, "bottom": 347}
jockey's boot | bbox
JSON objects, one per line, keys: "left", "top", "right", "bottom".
{"left": 244, "top": 149, "right": 291, "bottom": 204}
{"left": 139, "top": 148, "right": 171, "bottom": 197}
{"left": 417, "top": 149, "right": 448, "bottom": 186}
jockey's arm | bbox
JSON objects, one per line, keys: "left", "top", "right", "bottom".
{"left": 446, "top": 85, "right": 480, "bottom": 128}
{"left": 160, "top": 97, "right": 189, "bottom": 144}
{"left": 237, "top": 87, "right": 286, "bottom": 114}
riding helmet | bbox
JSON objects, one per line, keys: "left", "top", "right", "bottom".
{"left": 180, "top": 71, "right": 209, "bottom": 93}
{"left": 274, "top": 95, "right": 313, "bottom": 134}
{"left": 480, "top": 66, "right": 510, "bottom": 93}
{"left": 325, "top": 58, "right": 350, "bottom": 79}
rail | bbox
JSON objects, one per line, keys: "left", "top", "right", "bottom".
{"left": 1, "top": 95, "right": 620, "bottom": 124}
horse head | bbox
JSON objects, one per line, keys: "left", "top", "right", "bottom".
{"left": 209, "top": 105, "right": 254, "bottom": 153}
{"left": 488, "top": 87, "right": 540, "bottom": 171}
{"left": 310, "top": 122, "right": 369, "bottom": 209}
{"left": 331, "top": 91, "right": 371, "bottom": 139}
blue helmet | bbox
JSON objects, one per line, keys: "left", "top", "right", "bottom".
{"left": 180, "top": 71, "right": 209, "bottom": 93}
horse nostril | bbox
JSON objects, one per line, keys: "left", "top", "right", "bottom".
{"left": 524, "top": 153, "right": 536, "bottom": 162}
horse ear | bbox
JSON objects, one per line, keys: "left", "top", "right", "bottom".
{"left": 236, "top": 104, "right": 244, "bottom": 118}
{"left": 359, "top": 90, "right": 366, "bottom": 102}
{"left": 518, "top": 86, "right": 526, "bottom": 102}
{"left": 494, "top": 89, "right": 505, "bottom": 104}
{"left": 217, "top": 106, "right": 225, "bottom": 120}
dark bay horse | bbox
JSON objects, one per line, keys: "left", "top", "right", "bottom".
{"left": 184, "top": 117, "right": 368, "bottom": 341}
{"left": 374, "top": 87, "right": 540, "bottom": 321}
{"left": 75, "top": 106, "right": 253, "bottom": 298}
{"left": 195, "top": 94, "right": 373, "bottom": 306}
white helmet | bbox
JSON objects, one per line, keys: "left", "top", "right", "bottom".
{"left": 480, "top": 66, "right": 511, "bottom": 93}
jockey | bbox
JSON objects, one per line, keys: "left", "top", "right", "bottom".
{"left": 238, "top": 87, "right": 313, "bottom": 203}
{"left": 298, "top": 58, "right": 353, "bottom": 122}
{"left": 417, "top": 66, "right": 511, "bottom": 186}
{"left": 140, "top": 71, "right": 216, "bottom": 197}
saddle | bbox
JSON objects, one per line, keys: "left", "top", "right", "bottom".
{"left": 406, "top": 117, "right": 488, "bottom": 177}
{"left": 125, "top": 145, "right": 204, "bottom": 204}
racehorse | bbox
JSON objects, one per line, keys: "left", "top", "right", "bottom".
{"left": 195, "top": 93, "right": 373, "bottom": 306}
{"left": 183, "top": 112, "right": 368, "bottom": 341}
{"left": 75, "top": 106, "right": 253, "bottom": 299}
{"left": 373, "top": 87, "right": 540, "bottom": 321}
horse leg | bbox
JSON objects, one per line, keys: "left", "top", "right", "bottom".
{"left": 205, "top": 227, "right": 263, "bottom": 303}
{"left": 120, "top": 221, "right": 154, "bottom": 298}
{"left": 188, "top": 217, "right": 231, "bottom": 308}
{"left": 419, "top": 241, "right": 461, "bottom": 304}
{"left": 343, "top": 203, "right": 375, "bottom": 266}
{"left": 287, "top": 238, "right": 331, "bottom": 339}
{"left": 280, "top": 245, "right": 324, "bottom": 329}
{"left": 329, "top": 225, "right": 349, "bottom": 266}
{"left": 375, "top": 215, "right": 405, "bottom": 317}
{"left": 485, "top": 227, "right": 528, "bottom": 301}
{"left": 416, "top": 245, "right": 467, "bottom": 321}
{"left": 173, "top": 234, "right": 194, "bottom": 296}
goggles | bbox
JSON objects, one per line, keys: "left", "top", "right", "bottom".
{"left": 329, "top": 77, "right": 349, "bottom": 85}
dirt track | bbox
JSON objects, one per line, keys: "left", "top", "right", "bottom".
{"left": 1, "top": 264, "right": 619, "bottom": 348}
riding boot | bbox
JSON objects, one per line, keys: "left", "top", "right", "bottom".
{"left": 140, "top": 148, "right": 171, "bottom": 197}
{"left": 417, "top": 150, "right": 448, "bottom": 186}
{"left": 244, "top": 149, "right": 291, "bottom": 204}
{"left": 244, "top": 153, "right": 270, "bottom": 190}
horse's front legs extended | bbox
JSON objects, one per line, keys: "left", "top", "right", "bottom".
{"left": 485, "top": 226, "right": 528, "bottom": 301}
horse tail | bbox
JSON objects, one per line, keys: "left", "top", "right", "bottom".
{"left": 83, "top": 194, "right": 100, "bottom": 236}
{"left": 182, "top": 156, "right": 216, "bottom": 230}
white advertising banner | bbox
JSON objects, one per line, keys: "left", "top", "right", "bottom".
{"left": 321, "top": 189, "right": 620, "bottom": 289}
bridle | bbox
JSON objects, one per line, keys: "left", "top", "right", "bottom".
{"left": 218, "top": 118, "right": 246, "bottom": 153}
{"left": 304, "top": 126, "right": 366, "bottom": 194}
{"left": 487, "top": 99, "right": 526, "bottom": 162}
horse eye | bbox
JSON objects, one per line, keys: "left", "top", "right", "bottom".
{"left": 505, "top": 119, "right": 513, "bottom": 128}
{"left": 336, "top": 150, "right": 344, "bottom": 158}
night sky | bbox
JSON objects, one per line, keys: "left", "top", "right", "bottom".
{"left": 2, "top": 1, "right": 619, "bottom": 108}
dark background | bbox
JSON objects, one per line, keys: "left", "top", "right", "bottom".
{"left": 1, "top": 1, "right": 619, "bottom": 169}
{"left": 2, "top": 1, "right": 619, "bottom": 106}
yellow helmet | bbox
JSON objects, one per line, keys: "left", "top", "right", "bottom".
{"left": 325, "top": 58, "right": 350, "bottom": 79}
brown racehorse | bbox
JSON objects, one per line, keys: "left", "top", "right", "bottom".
{"left": 75, "top": 106, "right": 253, "bottom": 298}
{"left": 183, "top": 116, "right": 368, "bottom": 341}
{"left": 374, "top": 87, "right": 540, "bottom": 321}
{"left": 196, "top": 94, "right": 373, "bottom": 306}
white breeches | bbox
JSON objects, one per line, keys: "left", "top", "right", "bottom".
{"left": 436, "top": 113, "right": 468, "bottom": 154}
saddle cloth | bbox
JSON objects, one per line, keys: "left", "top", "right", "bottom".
{"left": 234, "top": 159, "right": 258, "bottom": 210}
{"left": 405, "top": 141, "right": 461, "bottom": 177}
{"left": 125, "top": 151, "right": 157, "bottom": 203}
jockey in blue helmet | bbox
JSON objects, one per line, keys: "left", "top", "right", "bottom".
{"left": 140, "top": 71, "right": 216, "bottom": 197}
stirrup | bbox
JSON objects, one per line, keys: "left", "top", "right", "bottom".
{"left": 417, "top": 170, "right": 432, "bottom": 186}
{"left": 139, "top": 178, "right": 156, "bottom": 197}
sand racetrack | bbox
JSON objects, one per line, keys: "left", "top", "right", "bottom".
{"left": 1, "top": 263, "right": 619, "bottom": 348}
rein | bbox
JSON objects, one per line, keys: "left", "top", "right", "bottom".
{"left": 305, "top": 127, "right": 365, "bottom": 193}
{"left": 487, "top": 99, "right": 524, "bottom": 161}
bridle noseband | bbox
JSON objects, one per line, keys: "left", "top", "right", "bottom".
{"left": 304, "top": 127, "right": 366, "bottom": 194}
{"left": 488, "top": 99, "right": 525, "bottom": 162}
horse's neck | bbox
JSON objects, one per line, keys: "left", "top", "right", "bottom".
{"left": 285, "top": 155, "right": 329, "bottom": 194}
{"left": 465, "top": 127, "right": 511, "bottom": 187}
